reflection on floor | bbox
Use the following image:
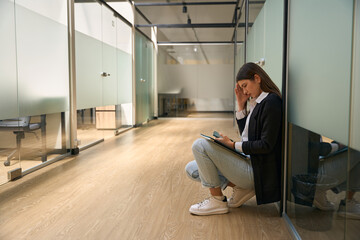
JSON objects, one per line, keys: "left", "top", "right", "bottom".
{"left": 0, "top": 126, "right": 63, "bottom": 185}
{"left": 0, "top": 123, "right": 130, "bottom": 185}
{"left": 0, "top": 118, "right": 291, "bottom": 239}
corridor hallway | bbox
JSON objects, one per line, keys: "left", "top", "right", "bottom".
{"left": 0, "top": 118, "right": 291, "bottom": 239}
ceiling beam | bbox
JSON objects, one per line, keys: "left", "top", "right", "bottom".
{"left": 136, "top": 23, "right": 253, "bottom": 28}
{"left": 232, "top": 0, "right": 242, "bottom": 24}
{"left": 135, "top": 6, "right": 152, "bottom": 24}
{"left": 231, "top": 0, "right": 246, "bottom": 41}
{"left": 158, "top": 41, "right": 243, "bottom": 45}
{"left": 134, "top": 1, "right": 237, "bottom": 7}
{"left": 133, "top": 1, "right": 265, "bottom": 6}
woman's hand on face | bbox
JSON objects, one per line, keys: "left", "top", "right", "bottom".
{"left": 235, "top": 83, "right": 250, "bottom": 108}
{"left": 215, "top": 133, "right": 234, "bottom": 149}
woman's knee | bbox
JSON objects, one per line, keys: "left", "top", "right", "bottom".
{"left": 185, "top": 160, "right": 200, "bottom": 181}
{"left": 192, "top": 138, "right": 206, "bottom": 153}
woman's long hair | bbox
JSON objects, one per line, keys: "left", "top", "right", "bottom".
{"left": 236, "top": 62, "right": 281, "bottom": 98}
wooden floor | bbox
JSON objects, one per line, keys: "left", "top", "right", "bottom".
{"left": 0, "top": 118, "right": 292, "bottom": 240}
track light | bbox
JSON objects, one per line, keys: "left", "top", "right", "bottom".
{"left": 183, "top": 5, "right": 187, "bottom": 13}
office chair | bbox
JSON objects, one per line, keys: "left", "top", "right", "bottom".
{"left": 0, "top": 116, "right": 46, "bottom": 166}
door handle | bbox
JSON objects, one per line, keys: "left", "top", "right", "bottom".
{"left": 140, "top": 78, "right": 146, "bottom": 82}
{"left": 100, "top": 72, "right": 110, "bottom": 77}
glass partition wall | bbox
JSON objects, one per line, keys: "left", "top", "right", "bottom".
{"left": 239, "top": 0, "right": 360, "bottom": 238}
{"left": 242, "top": 0, "right": 360, "bottom": 238}
{"left": 0, "top": 0, "right": 70, "bottom": 184}
{"left": 135, "top": 31, "right": 154, "bottom": 125}
{"left": 284, "top": 0, "right": 359, "bottom": 239}
{"left": 0, "top": 0, "right": 134, "bottom": 185}
{"left": 75, "top": 0, "right": 133, "bottom": 148}
{"left": 157, "top": 44, "right": 234, "bottom": 118}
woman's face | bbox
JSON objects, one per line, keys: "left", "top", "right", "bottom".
{"left": 237, "top": 74, "right": 262, "bottom": 98}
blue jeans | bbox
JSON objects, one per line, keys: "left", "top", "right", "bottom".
{"left": 185, "top": 138, "right": 254, "bottom": 190}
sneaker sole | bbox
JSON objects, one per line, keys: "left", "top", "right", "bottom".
{"left": 228, "top": 191, "right": 255, "bottom": 208}
{"left": 189, "top": 208, "right": 229, "bottom": 216}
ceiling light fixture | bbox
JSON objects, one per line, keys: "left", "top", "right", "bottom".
{"left": 183, "top": 5, "right": 187, "bottom": 13}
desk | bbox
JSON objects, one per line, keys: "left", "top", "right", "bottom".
{"left": 158, "top": 90, "right": 181, "bottom": 117}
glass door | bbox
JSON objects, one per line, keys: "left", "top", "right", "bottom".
{"left": 97, "top": 4, "right": 119, "bottom": 140}
{"left": 75, "top": 1, "right": 121, "bottom": 146}
{"left": 75, "top": 0, "right": 104, "bottom": 147}
{"left": 135, "top": 31, "right": 153, "bottom": 125}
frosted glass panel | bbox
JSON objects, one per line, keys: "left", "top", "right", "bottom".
{"left": 254, "top": 8, "right": 264, "bottom": 62}
{"left": 116, "top": 18, "right": 132, "bottom": 55}
{"left": 75, "top": 2, "right": 102, "bottom": 41}
{"left": 108, "top": 2, "right": 134, "bottom": 25}
{"left": 117, "top": 50, "right": 132, "bottom": 104}
{"left": 15, "top": 1, "right": 69, "bottom": 116}
{"left": 135, "top": 32, "right": 154, "bottom": 124}
{"left": 246, "top": 29, "right": 255, "bottom": 62}
{"left": 263, "top": 0, "right": 283, "bottom": 88}
{"left": 246, "top": 0, "right": 283, "bottom": 90}
{"left": 159, "top": 65, "right": 198, "bottom": 98}
{"left": 75, "top": 1, "right": 102, "bottom": 110}
{"left": 197, "top": 65, "right": 233, "bottom": 99}
{"left": 288, "top": 0, "right": 353, "bottom": 144}
{"left": 135, "top": 32, "right": 144, "bottom": 123}
{"left": 351, "top": 1, "right": 360, "bottom": 151}
{"left": 102, "top": 43, "right": 118, "bottom": 106}
{"left": 14, "top": 0, "right": 67, "bottom": 26}
{"left": 236, "top": 44, "right": 245, "bottom": 72}
{"left": 148, "top": 45, "right": 154, "bottom": 117}
{"left": 158, "top": 45, "right": 234, "bottom": 112}
{"left": 0, "top": 0, "right": 18, "bottom": 119}
{"left": 116, "top": 18, "right": 132, "bottom": 104}
{"left": 102, "top": 6, "right": 116, "bottom": 48}
{"left": 75, "top": 32, "right": 102, "bottom": 109}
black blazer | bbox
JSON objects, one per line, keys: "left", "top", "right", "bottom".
{"left": 236, "top": 93, "right": 282, "bottom": 205}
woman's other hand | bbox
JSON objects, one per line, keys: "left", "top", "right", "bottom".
{"left": 215, "top": 133, "right": 235, "bottom": 149}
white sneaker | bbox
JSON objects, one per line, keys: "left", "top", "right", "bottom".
{"left": 189, "top": 196, "right": 229, "bottom": 216}
{"left": 313, "top": 190, "right": 335, "bottom": 211}
{"left": 227, "top": 187, "right": 255, "bottom": 208}
{"left": 338, "top": 199, "right": 360, "bottom": 219}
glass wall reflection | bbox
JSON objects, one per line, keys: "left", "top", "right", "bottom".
{"left": 286, "top": 124, "right": 359, "bottom": 238}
